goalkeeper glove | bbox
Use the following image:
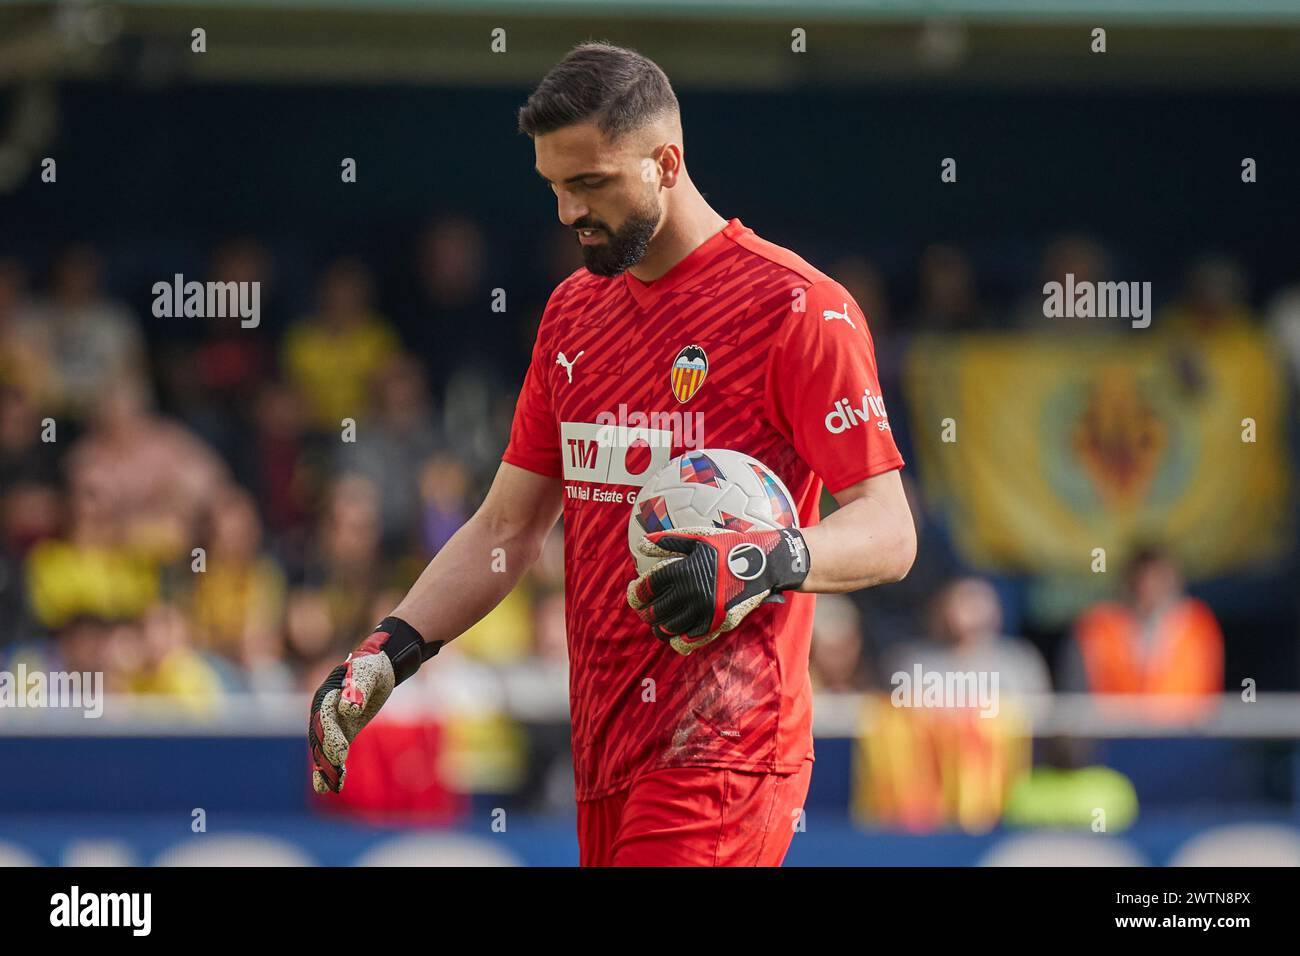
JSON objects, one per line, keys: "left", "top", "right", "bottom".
{"left": 627, "top": 527, "right": 810, "bottom": 656}
{"left": 308, "top": 616, "right": 442, "bottom": 794}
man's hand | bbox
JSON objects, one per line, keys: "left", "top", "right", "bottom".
{"left": 627, "top": 527, "right": 810, "bottom": 656}
{"left": 308, "top": 616, "right": 442, "bottom": 794}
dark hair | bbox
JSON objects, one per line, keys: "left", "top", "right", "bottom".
{"left": 1126, "top": 542, "right": 1171, "bottom": 577}
{"left": 518, "top": 42, "right": 678, "bottom": 140}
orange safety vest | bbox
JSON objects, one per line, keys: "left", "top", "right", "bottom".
{"left": 1075, "top": 598, "right": 1223, "bottom": 720}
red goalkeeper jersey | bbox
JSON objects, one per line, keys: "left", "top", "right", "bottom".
{"left": 504, "top": 218, "right": 904, "bottom": 801}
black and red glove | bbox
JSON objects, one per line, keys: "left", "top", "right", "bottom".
{"left": 308, "top": 616, "right": 442, "bottom": 794}
{"left": 627, "top": 527, "right": 810, "bottom": 655}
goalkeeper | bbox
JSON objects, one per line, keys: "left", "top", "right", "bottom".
{"left": 310, "top": 42, "right": 915, "bottom": 866}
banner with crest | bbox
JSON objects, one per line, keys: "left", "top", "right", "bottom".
{"left": 903, "top": 331, "right": 1294, "bottom": 578}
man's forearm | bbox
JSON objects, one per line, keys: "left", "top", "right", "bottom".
{"left": 797, "top": 489, "right": 916, "bottom": 594}
{"left": 309, "top": 463, "right": 560, "bottom": 792}
{"left": 391, "top": 510, "right": 547, "bottom": 644}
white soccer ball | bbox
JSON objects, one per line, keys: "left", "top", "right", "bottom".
{"left": 627, "top": 448, "right": 800, "bottom": 575}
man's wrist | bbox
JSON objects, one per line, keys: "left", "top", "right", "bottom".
{"left": 771, "top": 528, "right": 811, "bottom": 593}
{"left": 372, "top": 616, "right": 443, "bottom": 685}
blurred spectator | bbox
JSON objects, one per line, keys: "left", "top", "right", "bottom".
{"left": 188, "top": 484, "right": 289, "bottom": 684}
{"left": 1016, "top": 234, "right": 1113, "bottom": 330}
{"left": 0, "top": 383, "right": 59, "bottom": 494}
{"left": 406, "top": 216, "right": 517, "bottom": 485}
{"left": 0, "top": 258, "right": 55, "bottom": 405}
{"left": 0, "top": 526, "right": 33, "bottom": 648}
{"left": 0, "top": 384, "right": 61, "bottom": 645}
{"left": 1157, "top": 255, "right": 1257, "bottom": 337}
{"left": 283, "top": 258, "right": 401, "bottom": 432}
{"left": 418, "top": 216, "right": 486, "bottom": 314}
{"left": 912, "top": 244, "right": 985, "bottom": 330}
{"left": 25, "top": 457, "right": 159, "bottom": 630}
{"left": 884, "top": 577, "right": 1052, "bottom": 698}
{"left": 27, "top": 245, "right": 147, "bottom": 420}
{"left": 287, "top": 473, "right": 390, "bottom": 683}
{"left": 111, "top": 604, "right": 223, "bottom": 709}
{"left": 285, "top": 588, "right": 338, "bottom": 691}
{"left": 410, "top": 216, "right": 495, "bottom": 389}
{"left": 163, "top": 239, "right": 276, "bottom": 469}
{"left": 420, "top": 452, "right": 471, "bottom": 556}
{"left": 810, "top": 594, "right": 872, "bottom": 693}
{"left": 3, "top": 613, "right": 114, "bottom": 682}
{"left": 335, "top": 354, "right": 445, "bottom": 552}
{"left": 442, "top": 368, "right": 510, "bottom": 490}
{"left": 249, "top": 381, "right": 314, "bottom": 546}
{"left": 858, "top": 578, "right": 1038, "bottom": 834}
{"left": 68, "top": 377, "right": 229, "bottom": 561}
{"left": 1059, "top": 547, "right": 1224, "bottom": 719}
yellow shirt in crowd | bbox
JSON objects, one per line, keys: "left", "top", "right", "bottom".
{"left": 282, "top": 314, "right": 400, "bottom": 429}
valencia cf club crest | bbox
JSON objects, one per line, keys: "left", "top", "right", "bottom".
{"left": 671, "top": 344, "right": 708, "bottom": 403}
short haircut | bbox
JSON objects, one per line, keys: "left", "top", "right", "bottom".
{"left": 518, "top": 42, "right": 679, "bottom": 140}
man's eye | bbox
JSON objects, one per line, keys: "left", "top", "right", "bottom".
{"left": 581, "top": 179, "right": 604, "bottom": 189}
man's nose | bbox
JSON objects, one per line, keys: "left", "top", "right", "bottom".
{"left": 557, "top": 193, "right": 588, "bottom": 227}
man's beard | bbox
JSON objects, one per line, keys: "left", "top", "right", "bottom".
{"left": 576, "top": 205, "right": 660, "bottom": 277}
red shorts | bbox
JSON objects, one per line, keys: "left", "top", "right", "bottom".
{"left": 576, "top": 759, "right": 813, "bottom": 867}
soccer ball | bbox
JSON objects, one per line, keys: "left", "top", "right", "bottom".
{"left": 627, "top": 448, "right": 800, "bottom": 575}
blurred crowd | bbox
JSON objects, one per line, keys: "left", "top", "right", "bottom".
{"left": 2, "top": 221, "right": 1297, "bottom": 719}
{"left": 0, "top": 224, "right": 574, "bottom": 704}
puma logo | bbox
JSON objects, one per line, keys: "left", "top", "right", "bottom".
{"left": 556, "top": 350, "right": 584, "bottom": 383}
{"left": 822, "top": 303, "right": 855, "bottom": 329}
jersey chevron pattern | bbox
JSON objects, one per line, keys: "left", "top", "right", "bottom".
{"left": 504, "top": 218, "right": 904, "bottom": 800}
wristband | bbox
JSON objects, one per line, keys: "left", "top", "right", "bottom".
{"left": 371, "top": 616, "right": 443, "bottom": 685}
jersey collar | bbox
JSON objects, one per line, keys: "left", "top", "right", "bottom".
{"left": 622, "top": 218, "right": 747, "bottom": 309}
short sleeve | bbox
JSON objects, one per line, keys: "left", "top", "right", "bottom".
{"left": 502, "top": 301, "right": 563, "bottom": 479}
{"left": 764, "top": 279, "right": 904, "bottom": 494}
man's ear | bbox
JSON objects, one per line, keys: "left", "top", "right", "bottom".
{"left": 654, "top": 143, "right": 684, "bottom": 188}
